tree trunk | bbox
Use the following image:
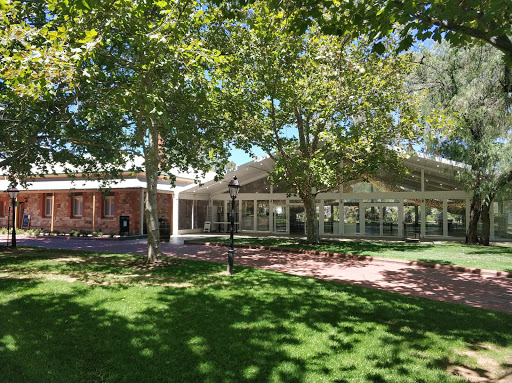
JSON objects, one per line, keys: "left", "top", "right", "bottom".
{"left": 480, "top": 202, "right": 491, "bottom": 246}
{"left": 303, "top": 195, "right": 319, "bottom": 244}
{"left": 466, "top": 197, "right": 481, "bottom": 245}
{"left": 144, "top": 122, "right": 161, "bottom": 263}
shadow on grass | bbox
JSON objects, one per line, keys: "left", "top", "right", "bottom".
{"left": 0, "top": 248, "right": 141, "bottom": 280}
{"left": 1, "top": 261, "right": 511, "bottom": 383}
{"left": 208, "top": 237, "right": 439, "bottom": 254}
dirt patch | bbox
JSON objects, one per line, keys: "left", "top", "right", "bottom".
{"left": 131, "top": 259, "right": 183, "bottom": 270}
{"left": 52, "top": 257, "right": 87, "bottom": 263}
{"left": 447, "top": 344, "right": 512, "bottom": 383}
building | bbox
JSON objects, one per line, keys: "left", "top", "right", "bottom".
{"left": 177, "top": 153, "right": 512, "bottom": 241}
{"left": 0, "top": 167, "right": 197, "bottom": 237}
{"left": 2, "top": 153, "right": 511, "bottom": 241}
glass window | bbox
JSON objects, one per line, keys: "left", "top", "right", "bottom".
{"left": 343, "top": 180, "right": 384, "bottom": 193}
{"left": 382, "top": 206, "right": 399, "bottom": 236}
{"left": 272, "top": 180, "right": 291, "bottom": 193}
{"left": 242, "top": 200, "right": 254, "bottom": 230}
{"left": 404, "top": 199, "right": 421, "bottom": 238}
{"left": 194, "top": 200, "right": 209, "bottom": 230}
{"left": 273, "top": 200, "right": 287, "bottom": 232}
{"left": 425, "top": 199, "right": 443, "bottom": 236}
{"left": 179, "top": 199, "right": 193, "bottom": 230}
{"left": 343, "top": 201, "right": 359, "bottom": 234}
{"left": 104, "top": 196, "right": 114, "bottom": 217}
{"left": 44, "top": 194, "right": 53, "bottom": 217}
{"left": 323, "top": 200, "right": 339, "bottom": 234}
{"left": 380, "top": 169, "right": 422, "bottom": 192}
{"left": 0, "top": 200, "right": 5, "bottom": 217}
{"left": 238, "top": 177, "right": 271, "bottom": 193}
{"left": 365, "top": 206, "right": 381, "bottom": 236}
{"left": 73, "top": 194, "right": 83, "bottom": 217}
{"left": 257, "top": 200, "right": 270, "bottom": 231}
{"left": 494, "top": 200, "right": 512, "bottom": 240}
{"left": 363, "top": 199, "right": 399, "bottom": 203}
{"left": 447, "top": 199, "right": 466, "bottom": 237}
{"left": 424, "top": 171, "right": 462, "bottom": 192}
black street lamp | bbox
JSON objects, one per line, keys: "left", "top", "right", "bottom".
{"left": 7, "top": 185, "right": 19, "bottom": 248}
{"left": 227, "top": 176, "right": 240, "bottom": 275}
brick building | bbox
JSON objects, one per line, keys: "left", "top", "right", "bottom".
{"left": 0, "top": 171, "right": 195, "bottom": 238}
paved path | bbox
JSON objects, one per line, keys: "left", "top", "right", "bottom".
{"left": 12, "top": 236, "right": 512, "bottom": 315}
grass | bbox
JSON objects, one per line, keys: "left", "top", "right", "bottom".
{"left": 193, "top": 236, "right": 512, "bottom": 272}
{"left": 1, "top": 247, "right": 511, "bottom": 383}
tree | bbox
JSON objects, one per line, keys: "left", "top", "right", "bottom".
{"left": 224, "top": 5, "right": 423, "bottom": 243}
{"left": 281, "top": 0, "right": 512, "bottom": 66}
{"left": 225, "top": 161, "right": 237, "bottom": 173}
{"left": 410, "top": 42, "right": 512, "bottom": 245}
{"left": 0, "top": 0, "right": 107, "bottom": 184}
{"left": 2, "top": 1, "right": 233, "bottom": 262}
{"left": 65, "top": 1, "right": 234, "bottom": 262}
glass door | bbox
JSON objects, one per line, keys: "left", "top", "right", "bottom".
{"left": 273, "top": 200, "right": 288, "bottom": 233}
{"left": 382, "top": 205, "right": 399, "bottom": 237}
{"left": 364, "top": 203, "right": 400, "bottom": 237}
{"left": 323, "top": 200, "right": 339, "bottom": 234}
{"left": 364, "top": 206, "right": 381, "bottom": 236}
{"left": 289, "top": 205, "right": 305, "bottom": 234}
{"left": 404, "top": 200, "right": 421, "bottom": 238}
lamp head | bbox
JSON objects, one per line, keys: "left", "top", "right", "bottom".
{"left": 228, "top": 176, "right": 240, "bottom": 198}
{"left": 7, "top": 186, "right": 19, "bottom": 199}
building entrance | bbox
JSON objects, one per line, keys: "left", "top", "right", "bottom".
{"left": 363, "top": 204, "right": 400, "bottom": 237}
{"left": 289, "top": 205, "right": 305, "bottom": 234}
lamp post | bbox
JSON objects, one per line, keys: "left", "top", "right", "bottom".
{"left": 7, "top": 186, "right": 19, "bottom": 248}
{"left": 227, "top": 176, "right": 240, "bottom": 275}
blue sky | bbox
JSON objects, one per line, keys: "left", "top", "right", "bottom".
{"left": 228, "top": 146, "right": 267, "bottom": 166}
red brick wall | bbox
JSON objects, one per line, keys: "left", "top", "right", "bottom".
{"left": 0, "top": 190, "right": 175, "bottom": 236}
{"left": 157, "top": 193, "right": 173, "bottom": 222}
{"left": 0, "top": 197, "right": 11, "bottom": 228}
{"left": 0, "top": 190, "right": 145, "bottom": 236}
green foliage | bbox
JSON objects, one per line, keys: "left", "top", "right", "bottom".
{"left": 281, "top": 0, "right": 512, "bottom": 65}
{"left": 0, "top": 1, "right": 130, "bottom": 184}
{"left": 410, "top": 41, "right": 512, "bottom": 244}
{"left": 64, "top": 0, "right": 236, "bottom": 261}
{"left": 221, "top": 3, "right": 424, "bottom": 242}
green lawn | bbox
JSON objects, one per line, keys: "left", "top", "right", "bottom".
{"left": 1, "top": 247, "right": 511, "bottom": 383}
{"left": 193, "top": 236, "right": 512, "bottom": 272}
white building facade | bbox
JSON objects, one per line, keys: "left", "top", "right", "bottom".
{"left": 176, "top": 153, "right": 512, "bottom": 241}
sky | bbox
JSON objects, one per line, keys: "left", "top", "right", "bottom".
{"left": 228, "top": 146, "right": 267, "bottom": 166}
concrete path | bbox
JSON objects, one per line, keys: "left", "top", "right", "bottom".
{"left": 12, "top": 236, "right": 512, "bottom": 315}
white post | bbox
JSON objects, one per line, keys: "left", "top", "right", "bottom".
{"left": 172, "top": 192, "right": 179, "bottom": 237}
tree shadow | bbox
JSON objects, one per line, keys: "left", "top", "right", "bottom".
{"left": 1, "top": 262, "right": 511, "bottom": 383}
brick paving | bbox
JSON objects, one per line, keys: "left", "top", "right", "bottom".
{"left": 12, "top": 235, "right": 512, "bottom": 315}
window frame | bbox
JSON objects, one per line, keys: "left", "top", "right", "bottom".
{"left": 104, "top": 195, "right": 115, "bottom": 217}
{"left": 72, "top": 194, "right": 83, "bottom": 217}
{"left": 44, "top": 194, "right": 53, "bottom": 217}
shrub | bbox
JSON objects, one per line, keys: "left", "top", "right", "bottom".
{"left": 69, "top": 230, "right": 78, "bottom": 237}
{"left": 91, "top": 231, "right": 103, "bottom": 237}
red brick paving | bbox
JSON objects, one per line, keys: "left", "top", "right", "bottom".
{"left": 12, "top": 236, "right": 512, "bottom": 315}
